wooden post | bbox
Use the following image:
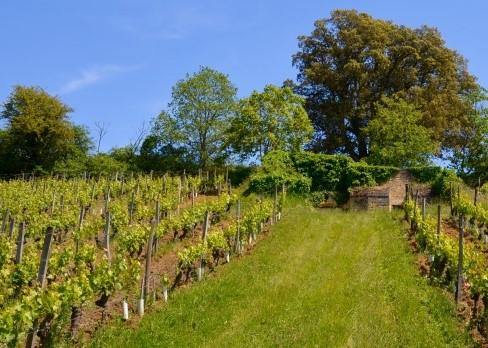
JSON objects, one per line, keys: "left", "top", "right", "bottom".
{"left": 38, "top": 226, "right": 55, "bottom": 286}
{"left": 75, "top": 206, "right": 85, "bottom": 254}
{"left": 129, "top": 191, "right": 135, "bottom": 225}
{"left": 456, "top": 216, "right": 465, "bottom": 304}
{"left": 272, "top": 185, "right": 278, "bottom": 224}
{"left": 15, "top": 222, "right": 26, "bottom": 264}
{"left": 178, "top": 178, "right": 182, "bottom": 204}
{"left": 437, "top": 205, "right": 441, "bottom": 235}
{"left": 405, "top": 184, "right": 409, "bottom": 202}
{"left": 60, "top": 195, "right": 65, "bottom": 213}
{"left": 8, "top": 217, "right": 15, "bottom": 239}
{"left": 474, "top": 187, "right": 479, "bottom": 206}
{"left": 1, "top": 208, "right": 9, "bottom": 233}
{"left": 121, "top": 178, "right": 125, "bottom": 196}
{"left": 143, "top": 221, "right": 156, "bottom": 300}
{"left": 104, "top": 212, "right": 111, "bottom": 261}
{"left": 282, "top": 182, "right": 286, "bottom": 205}
{"left": 450, "top": 183, "right": 453, "bottom": 216}
{"left": 26, "top": 226, "right": 54, "bottom": 348}
{"left": 90, "top": 181, "right": 97, "bottom": 202}
{"left": 235, "top": 200, "right": 241, "bottom": 254}
{"left": 202, "top": 211, "right": 210, "bottom": 242}
{"left": 422, "top": 198, "right": 426, "bottom": 221}
{"left": 153, "top": 200, "right": 160, "bottom": 251}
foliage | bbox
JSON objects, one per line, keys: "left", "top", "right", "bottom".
{"left": 365, "top": 97, "right": 438, "bottom": 167}
{"left": 228, "top": 85, "right": 313, "bottom": 159}
{"left": 248, "top": 151, "right": 311, "bottom": 194}
{"left": 86, "top": 154, "right": 128, "bottom": 175}
{"left": 148, "top": 66, "right": 237, "bottom": 169}
{"left": 448, "top": 86, "right": 488, "bottom": 185}
{"left": 293, "top": 10, "right": 477, "bottom": 160}
{"left": 0, "top": 86, "right": 88, "bottom": 173}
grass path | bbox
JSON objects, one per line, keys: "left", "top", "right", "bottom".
{"left": 91, "top": 204, "right": 472, "bottom": 347}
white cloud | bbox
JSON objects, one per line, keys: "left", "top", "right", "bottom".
{"left": 59, "top": 64, "right": 141, "bottom": 94}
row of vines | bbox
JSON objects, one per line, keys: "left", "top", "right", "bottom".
{"left": 404, "top": 184, "right": 488, "bottom": 336}
{"left": 0, "top": 172, "right": 283, "bottom": 347}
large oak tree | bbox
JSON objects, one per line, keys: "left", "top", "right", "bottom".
{"left": 293, "top": 10, "right": 477, "bottom": 160}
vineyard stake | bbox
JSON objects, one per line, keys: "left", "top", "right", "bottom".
{"left": 1, "top": 208, "right": 9, "bottom": 233}
{"left": 202, "top": 210, "right": 210, "bottom": 242}
{"left": 129, "top": 191, "right": 135, "bottom": 224}
{"left": 235, "top": 200, "right": 241, "bottom": 254}
{"left": 75, "top": 205, "right": 85, "bottom": 253}
{"left": 422, "top": 198, "right": 426, "bottom": 221}
{"left": 143, "top": 220, "right": 156, "bottom": 300}
{"left": 450, "top": 183, "right": 453, "bottom": 216}
{"left": 8, "top": 217, "right": 15, "bottom": 239}
{"left": 26, "top": 227, "right": 55, "bottom": 348}
{"left": 104, "top": 212, "right": 111, "bottom": 262}
{"left": 456, "top": 216, "right": 465, "bottom": 304}
{"left": 15, "top": 222, "right": 26, "bottom": 264}
{"left": 437, "top": 205, "right": 441, "bottom": 235}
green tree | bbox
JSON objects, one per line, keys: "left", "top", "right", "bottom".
{"left": 293, "top": 10, "right": 477, "bottom": 160}
{"left": 0, "top": 86, "right": 84, "bottom": 173}
{"left": 365, "top": 97, "right": 437, "bottom": 167}
{"left": 52, "top": 125, "right": 93, "bottom": 174}
{"left": 449, "top": 87, "right": 488, "bottom": 185}
{"left": 228, "top": 85, "right": 313, "bottom": 160}
{"left": 150, "top": 67, "right": 237, "bottom": 169}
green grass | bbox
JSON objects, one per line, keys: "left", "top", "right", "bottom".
{"left": 91, "top": 203, "right": 472, "bottom": 348}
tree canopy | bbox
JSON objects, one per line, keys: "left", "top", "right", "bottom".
{"left": 228, "top": 85, "right": 313, "bottom": 160}
{"left": 148, "top": 66, "right": 237, "bottom": 169}
{"left": 0, "top": 86, "right": 89, "bottom": 173}
{"left": 448, "top": 87, "right": 488, "bottom": 185}
{"left": 293, "top": 9, "right": 477, "bottom": 160}
{"left": 365, "top": 97, "right": 438, "bottom": 167}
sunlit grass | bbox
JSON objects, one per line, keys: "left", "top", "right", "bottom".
{"left": 91, "top": 203, "right": 471, "bottom": 347}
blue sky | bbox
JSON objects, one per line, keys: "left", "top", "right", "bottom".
{"left": 1, "top": 1, "right": 487, "bottom": 152}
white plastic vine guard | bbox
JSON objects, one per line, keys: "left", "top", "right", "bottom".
{"left": 122, "top": 300, "right": 129, "bottom": 320}
{"left": 138, "top": 298, "right": 144, "bottom": 317}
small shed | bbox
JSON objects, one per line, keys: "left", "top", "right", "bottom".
{"left": 348, "top": 170, "right": 431, "bottom": 210}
